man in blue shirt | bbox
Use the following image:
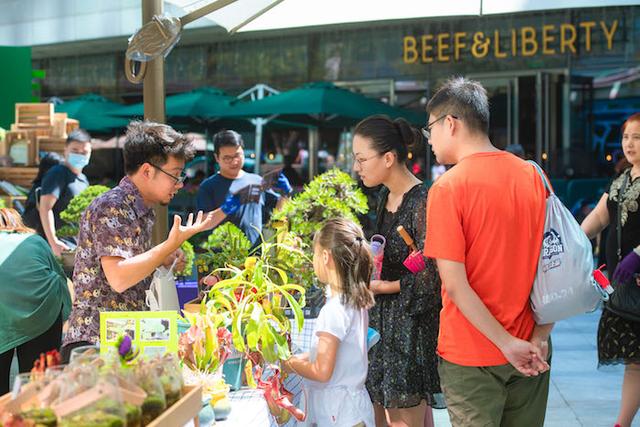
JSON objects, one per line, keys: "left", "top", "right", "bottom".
{"left": 197, "top": 130, "right": 291, "bottom": 244}
{"left": 38, "top": 129, "right": 92, "bottom": 257}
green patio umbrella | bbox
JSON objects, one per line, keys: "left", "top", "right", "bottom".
{"left": 112, "top": 86, "right": 235, "bottom": 119}
{"left": 110, "top": 86, "right": 258, "bottom": 133}
{"left": 56, "top": 94, "right": 128, "bottom": 133}
{"left": 224, "top": 81, "right": 425, "bottom": 127}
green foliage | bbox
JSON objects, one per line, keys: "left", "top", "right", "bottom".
{"left": 58, "top": 185, "right": 110, "bottom": 238}
{"left": 270, "top": 168, "right": 368, "bottom": 244}
{"left": 268, "top": 168, "right": 368, "bottom": 288}
{"left": 207, "top": 239, "right": 306, "bottom": 364}
{"left": 196, "top": 222, "right": 252, "bottom": 277}
{"left": 177, "top": 240, "right": 195, "bottom": 277}
{"left": 0, "top": 198, "right": 5, "bottom": 209}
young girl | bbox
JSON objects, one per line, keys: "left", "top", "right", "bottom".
{"left": 284, "top": 217, "right": 376, "bottom": 427}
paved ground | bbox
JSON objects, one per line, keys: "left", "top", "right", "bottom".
{"left": 433, "top": 310, "right": 639, "bottom": 427}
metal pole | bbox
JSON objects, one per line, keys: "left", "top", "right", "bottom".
{"left": 254, "top": 84, "right": 265, "bottom": 174}
{"left": 535, "top": 72, "right": 543, "bottom": 165}
{"left": 142, "top": 0, "right": 168, "bottom": 245}
{"left": 506, "top": 80, "right": 512, "bottom": 146}
{"left": 544, "top": 73, "right": 550, "bottom": 171}
{"left": 513, "top": 77, "right": 519, "bottom": 147}
{"left": 180, "top": 0, "right": 237, "bottom": 25}
{"left": 563, "top": 71, "right": 571, "bottom": 171}
{"left": 308, "top": 127, "right": 319, "bottom": 181}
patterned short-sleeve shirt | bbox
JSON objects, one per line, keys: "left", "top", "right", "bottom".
{"left": 63, "top": 176, "right": 155, "bottom": 345}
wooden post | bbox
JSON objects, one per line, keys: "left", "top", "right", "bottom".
{"left": 142, "top": 0, "right": 168, "bottom": 245}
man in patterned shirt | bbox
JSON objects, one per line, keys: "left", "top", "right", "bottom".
{"left": 61, "top": 121, "right": 246, "bottom": 360}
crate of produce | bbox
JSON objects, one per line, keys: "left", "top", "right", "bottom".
{"left": 14, "top": 103, "right": 54, "bottom": 128}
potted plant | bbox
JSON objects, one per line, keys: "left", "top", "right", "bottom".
{"left": 178, "top": 309, "right": 234, "bottom": 420}
{"left": 57, "top": 185, "right": 110, "bottom": 271}
{"left": 270, "top": 168, "right": 368, "bottom": 314}
{"left": 203, "top": 234, "right": 307, "bottom": 423}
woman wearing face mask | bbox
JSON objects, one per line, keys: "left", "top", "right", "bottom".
{"left": 38, "top": 129, "right": 92, "bottom": 257}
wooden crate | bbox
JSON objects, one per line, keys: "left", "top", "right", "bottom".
{"left": 38, "top": 136, "right": 67, "bottom": 157}
{"left": 52, "top": 113, "right": 68, "bottom": 138}
{"left": 0, "top": 384, "right": 201, "bottom": 427}
{"left": 3, "top": 131, "right": 38, "bottom": 166}
{"left": 147, "top": 385, "right": 202, "bottom": 427}
{"left": 0, "top": 167, "right": 38, "bottom": 188}
{"left": 14, "top": 103, "right": 54, "bottom": 128}
{"left": 67, "top": 118, "right": 80, "bottom": 135}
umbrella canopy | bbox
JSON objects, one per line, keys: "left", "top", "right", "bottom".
{"left": 225, "top": 82, "right": 425, "bottom": 127}
{"left": 56, "top": 94, "right": 128, "bottom": 133}
{"left": 111, "top": 86, "right": 235, "bottom": 118}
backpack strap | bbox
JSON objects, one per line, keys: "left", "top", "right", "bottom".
{"left": 527, "top": 160, "right": 554, "bottom": 196}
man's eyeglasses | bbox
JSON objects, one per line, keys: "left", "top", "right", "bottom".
{"left": 220, "top": 153, "right": 244, "bottom": 163}
{"left": 149, "top": 163, "right": 187, "bottom": 184}
{"left": 421, "top": 114, "right": 459, "bottom": 140}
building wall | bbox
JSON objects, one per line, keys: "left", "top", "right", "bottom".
{"left": 33, "top": 6, "right": 639, "bottom": 102}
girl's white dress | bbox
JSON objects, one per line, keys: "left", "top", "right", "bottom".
{"left": 299, "top": 293, "right": 375, "bottom": 427}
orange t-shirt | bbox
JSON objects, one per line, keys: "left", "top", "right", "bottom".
{"left": 424, "top": 151, "right": 547, "bottom": 366}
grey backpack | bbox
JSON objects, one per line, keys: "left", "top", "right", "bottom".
{"left": 528, "top": 161, "right": 606, "bottom": 324}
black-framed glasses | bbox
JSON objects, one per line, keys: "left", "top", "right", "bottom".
{"left": 421, "top": 114, "right": 459, "bottom": 140}
{"left": 149, "top": 163, "right": 187, "bottom": 184}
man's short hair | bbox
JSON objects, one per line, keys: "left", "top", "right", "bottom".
{"left": 66, "top": 129, "right": 91, "bottom": 145}
{"left": 123, "top": 120, "right": 195, "bottom": 174}
{"left": 213, "top": 130, "right": 244, "bottom": 155}
{"left": 427, "top": 76, "right": 490, "bottom": 136}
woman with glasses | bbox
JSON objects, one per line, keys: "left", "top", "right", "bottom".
{"left": 353, "top": 115, "right": 441, "bottom": 427}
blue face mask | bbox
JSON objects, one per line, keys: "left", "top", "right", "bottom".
{"left": 67, "top": 152, "right": 90, "bottom": 170}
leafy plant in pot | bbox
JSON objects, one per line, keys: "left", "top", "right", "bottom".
{"left": 57, "top": 185, "right": 110, "bottom": 270}
{"left": 205, "top": 236, "right": 307, "bottom": 423}
{"left": 270, "top": 168, "right": 368, "bottom": 313}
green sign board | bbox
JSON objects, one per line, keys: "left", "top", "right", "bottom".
{"left": 0, "top": 46, "right": 32, "bottom": 129}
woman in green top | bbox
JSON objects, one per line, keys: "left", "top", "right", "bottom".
{"left": 0, "top": 208, "right": 71, "bottom": 394}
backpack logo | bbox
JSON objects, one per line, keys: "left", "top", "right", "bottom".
{"left": 542, "top": 229, "right": 564, "bottom": 260}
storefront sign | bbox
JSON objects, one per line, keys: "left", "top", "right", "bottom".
{"left": 403, "top": 20, "right": 619, "bottom": 63}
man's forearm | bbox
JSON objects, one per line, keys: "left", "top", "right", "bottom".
{"left": 101, "top": 240, "right": 177, "bottom": 293}
{"left": 531, "top": 323, "right": 554, "bottom": 341}
{"left": 437, "top": 259, "right": 512, "bottom": 349}
{"left": 39, "top": 207, "right": 58, "bottom": 244}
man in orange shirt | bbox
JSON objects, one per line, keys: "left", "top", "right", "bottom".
{"left": 423, "top": 77, "right": 553, "bottom": 426}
